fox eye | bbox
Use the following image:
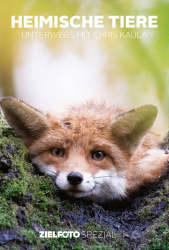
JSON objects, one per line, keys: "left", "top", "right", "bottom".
{"left": 91, "top": 151, "right": 106, "bottom": 161}
{"left": 50, "top": 148, "right": 65, "bottom": 157}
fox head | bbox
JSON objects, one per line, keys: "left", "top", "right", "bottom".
{"left": 0, "top": 97, "right": 157, "bottom": 201}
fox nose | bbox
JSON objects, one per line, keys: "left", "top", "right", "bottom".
{"left": 67, "top": 171, "right": 83, "bottom": 185}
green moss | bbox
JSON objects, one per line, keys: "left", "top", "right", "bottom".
{"left": 164, "top": 182, "right": 169, "bottom": 193}
{"left": 138, "top": 205, "right": 154, "bottom": 221}
{"left": 0, "top": 197, "right": 17, "bottom": 228}
{"left": 84, "top": 222, "right": 106, "bottom": 232}
{"left": 140, "top": 207, "right": 169, "bottom": 250}
{"left": 20, "top": 228, "right": 37, "bottom": 244}
{"left": 1, "top": 178, "right": 28, "bottom": 199}
{"left": 141, "top": 229, "right": 169, "bottom": 250}
{"left": 148, "top": 239, "right": 169, "bottom": 250}
{"left": 138, "top": 190, "right": 169, "bottom": 222}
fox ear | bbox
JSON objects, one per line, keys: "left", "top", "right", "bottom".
{"left": 0, "top": 97, "right": 49, "bottom": 146}
{"left": 111, "top": 105, "right": 157, "bottom": 156}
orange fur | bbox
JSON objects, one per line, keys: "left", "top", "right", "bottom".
{"left": 28, "top": 103, "right": 168, "bottom": 193}
{"left": 0, "top": 98, "right": 168, "bottom": 200}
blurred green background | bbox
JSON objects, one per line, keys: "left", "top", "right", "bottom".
{"left": 0, "top": 0, "right": 169, "bottom": 134}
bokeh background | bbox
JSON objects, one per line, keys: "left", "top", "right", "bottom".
{"left": 0, "top": 0, "right": 169, "bottom": 136}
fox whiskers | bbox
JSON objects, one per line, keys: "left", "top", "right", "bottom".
{"left": 94, "top": 176, "right": 114, "bottom": 179}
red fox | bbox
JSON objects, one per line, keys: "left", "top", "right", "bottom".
{"left": 0, "top": 97, "right": 168, "bottom": 202}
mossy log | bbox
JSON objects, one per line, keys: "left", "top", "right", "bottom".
{"left": 0, "top": 114, "right": 168, "bottom": 250}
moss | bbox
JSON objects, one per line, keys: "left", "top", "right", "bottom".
{"left": 141, "top": 229, "right": 169, "bottom": 250}
{"left": 0, "top": 198, "right": 17, "bottom": 228}
{"left": 164, "top": 182, "right": 169, "bottom": 193}
{"left": 138, "top": 206, "right": 154, "bottom": 221}
{"left": 20, "top": 228, "right": 37, "bottom": 244}
{"left": 84, "top": 222, "right": 106, "bottom": 232}
{"left": 140, "top": 208, "right": 169, "bottom": 249}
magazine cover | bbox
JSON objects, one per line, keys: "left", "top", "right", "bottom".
{"left": 0, "top": 1, "right": 169, "bottom": 249}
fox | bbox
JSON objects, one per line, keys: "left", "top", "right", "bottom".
{"left": 0, "top": 97, "right": 169, "bottom": 202}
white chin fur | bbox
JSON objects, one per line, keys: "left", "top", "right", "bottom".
{"left": 67, "top": 190, "right": 94, "bottom": 198}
